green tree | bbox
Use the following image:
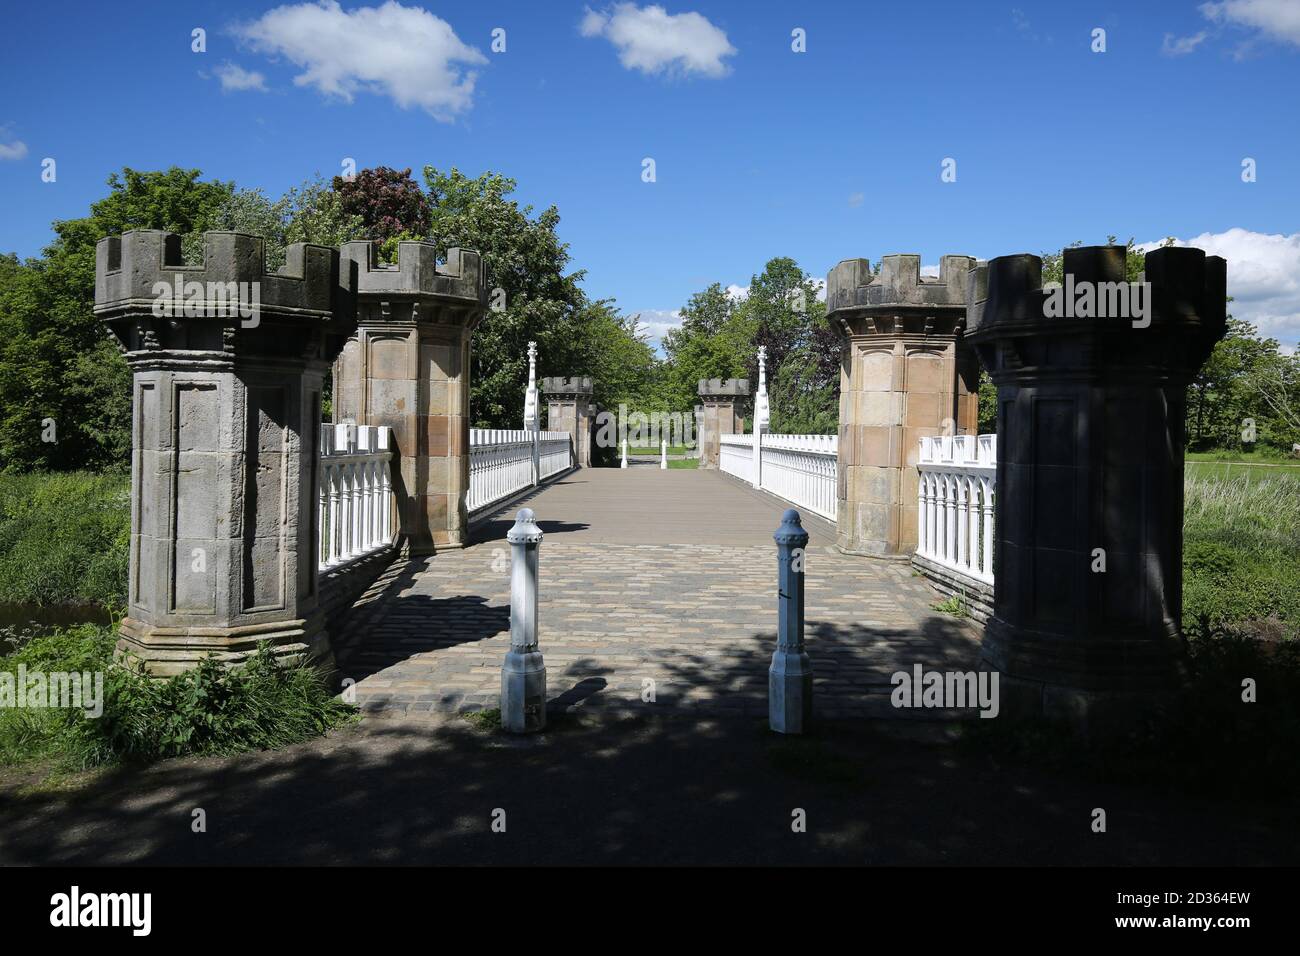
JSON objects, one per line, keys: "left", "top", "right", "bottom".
{"left": 420, "top": 166, "right": 590, "bottom": 427}
{"left": 1, "top": 168, "right": 233, "bottom": 471}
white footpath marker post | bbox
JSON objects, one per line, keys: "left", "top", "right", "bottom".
{"left": 660, "top": 438, "right": 667, "bottom": 469}
{"left": 523, "top": 340, "right": 540, "bottom": 486}
{"left": 621, "top": 437, "right": 628, "bottom": 469}
{"left": 501, "top": 508, "right": 546, "bottom": 733}
{"left": 753, "top": 345, "right": 770, "bottom": 489}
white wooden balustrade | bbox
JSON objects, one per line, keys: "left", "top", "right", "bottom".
{"left": 719, "top": 433, "right": 754, "bottom": 485}
{"left": 318, "top": 424, "right": 394, "bottom": 572}
{"left": 468, "top": 429, "right": 572, "bottom": 515}
{"left": 915, "top": 434, "right": 996, "bottom": 585}
{"left": 719, "top": 431, "right": 838, "bottom": 521}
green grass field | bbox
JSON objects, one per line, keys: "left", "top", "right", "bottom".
{"left": 1185, "top": 454, "right": 1300, "bottom": 482}
{"left": 628, "top": 445, "right": 694, "bottom": 456}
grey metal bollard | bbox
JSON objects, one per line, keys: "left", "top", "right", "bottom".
{"left": 501, "top": 508, "right": 546, "bottom": 732}
{"left": 770, "top": 508, "right": 812, "bottom": 734}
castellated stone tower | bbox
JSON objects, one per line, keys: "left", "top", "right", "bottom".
{"left": 825, "top": 253, "right": 979, "bottom": 557}
{"left": 332, "top": 240, "right": 488, "bottom": 554}
{"left": 541, "top": 376, "right": 596, "bottom": 467}
{"left": 94, "top": 230, "right": 357, "bottom": 675}
{"left": 697, "top": 378, "right": 749, "bottom": 469}
{"left": 966, "top": 244, "right": 1226, "bottom": 729}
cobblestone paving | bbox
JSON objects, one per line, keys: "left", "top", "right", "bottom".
{"left": 335, "top": 469, "right": 983, "bottom": 721}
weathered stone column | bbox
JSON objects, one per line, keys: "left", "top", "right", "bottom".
{"left": 542, "top": 376, "right": 595, "bottom": 467}
{"left": 826, "top": 254, "right": 978, "bottom": 557}
{"left": 94, "top": 230, "right": 356, "bottom": 675}
{"left": 332, "top": 241, "right": 487, "bottom": 554}
{"left": 966, "top": 245, "right": 1227, "bottom": 728}
{"left": 697, "top": 378, "right": 749, "bottom": 469}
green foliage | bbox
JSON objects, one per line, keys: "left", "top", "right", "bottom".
{"left": 0, "top": 471, "right": 130, "bottom": 609}
{"left": 0, "top": 627, "right": 355, "bottom": 769}
{"left": 80, "top": 644, "right": 356, "bottom": 765}
{"left": 660, "top": 258, "right": 838, "bottom": 435}
{"left": 1182, "top": 475, "right": 1300, "bottom": 639}
{"left": 334, "top": 166, "right": 431, "bottom": 243}
{"left": 421, "top": 166, "right": 593, "bottom": 427}
{"left": 1, "top": 168, "right": 236, "bottom": 472}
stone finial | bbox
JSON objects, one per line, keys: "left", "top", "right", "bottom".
{"left": 523, "top": 340, "right": 539, "bottom": 431}
{"left": 754, "top": 346, "right": 770, "bottom": 432}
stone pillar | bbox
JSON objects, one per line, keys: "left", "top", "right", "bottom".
{"left": 541, "top": 376, "right": 595, "bottom": 467}
{"left": 94, "top": 230, "right": 356, "bottom": 676}
{"left": 693, "top": 405, "right": 704, "bottom": 457}
{"left": 697, "top": 378, "right": 749, "bottom": 469}
{"left": 333, "top": 241, "right": 487, "bottom": 555}
{"left": 966, "top": 245, "right": 1227, "bottom": 728}
{"left": 826, "top": 254, "right": 978, "bottom": 557}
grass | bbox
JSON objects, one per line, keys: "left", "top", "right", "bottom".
{"left": 1186, "top": 449, "right": 1300, "bottom": 482}
{"left": 1183, "top": 474, "right": 1300, "bottom": 640}
{"left": 0, "top": 471, "right": 130, "bottom": 609}
{"left": 628, "top": 445, "right": 693, "bottom": 456}
{"left": 932, "top": 591, "right": 971, "bottom": 618}
{"left": 0, "top": 625, "right": 356, "bottom": 772}
{"left": 666, "top": 457, "right": 699, "bottom": 469}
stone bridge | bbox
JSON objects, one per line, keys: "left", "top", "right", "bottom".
{"left": 94, "top": 231, "right": 1227, "bottom": 732}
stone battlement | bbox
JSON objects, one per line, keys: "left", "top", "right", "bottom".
{"left": 541, "top": 376, "right": 594, "bottom": 394}
{"left": 826, "top": 253, "right": 974, "bottom": 316}
{"left": 95, "top": 230, "right": 345, "bottom": 316}
{"left": 698, "top": 378, "right": 749, "bottom": 397}
{"left": 339, "top": 240, "right": 486, "bottom": 303}
{"left": 967, "top": 245, "right": 1227, "bottom": 354}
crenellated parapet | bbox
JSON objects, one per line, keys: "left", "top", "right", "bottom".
{"left": 966, "top": 245, "right": 1227, "bottom": 372}
{"left": 541, "top": 376, "right": 594, "bottom": 396}
{"left": 95, "top": 230, "right": 356, "bottom": 361}
{"left": 698, "top": 377, "right": 750, "bottom": 399}
{"left": 826, "top": 254, "right": 974, "bottom": 337}
{"left": 338, "top": 240, "right": 487, "bottom": 313}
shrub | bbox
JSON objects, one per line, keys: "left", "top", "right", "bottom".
{"left": 0, "top": 626, "right": 355, "bottom": 770}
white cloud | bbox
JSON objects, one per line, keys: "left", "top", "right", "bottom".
{"left": 1201, "top": 0, "right": 1300, "bottom": 47}
{"left": 233, "top": 1, "right": 487, "bottom": 120}
{"left": 632, "top": 308, "right": 683, "bottom": 351}
{"left": 1139, "top": 228, "right": 1300, "bottom": 349}
{"left": 847, "top": 192, "right": 864, "bottom": 208}
{"left": 0, "top": 137, "right": 27, "bottom": 161}
{"left": 580, "top": 3, "right": 736, "bottom": 78}
{"left": 1161, "top": 31, "right": 1209, "bottom": 55}
{"left": 213, "top": 62, "right": 268, "bottom": 92}
{"left": 724, "top": 284, "right": 748, "bottom": 301}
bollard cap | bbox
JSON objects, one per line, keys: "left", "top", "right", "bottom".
{"left": 507, "top": 508, "right": 544, "bottom": 545}
{"left": 774, "top": 509, "right": 810, "bottom": 547}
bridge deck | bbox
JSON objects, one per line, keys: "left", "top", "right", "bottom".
{"left": 335, "top": 467, "right": 982, "bottom": 721}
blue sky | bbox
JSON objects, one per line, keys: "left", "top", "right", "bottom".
{"left": 1, "top": 0, "right": 1298, "bottom": 348}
